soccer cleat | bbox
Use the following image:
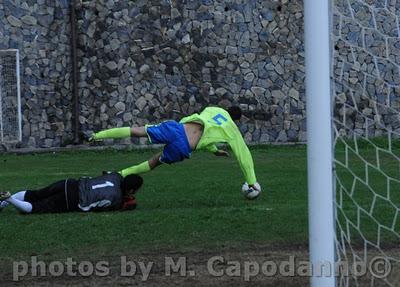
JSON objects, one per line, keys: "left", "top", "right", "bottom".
{"left": 0, "top": 200, "right": 9, "bottom": 211}
{"left": 81, "top": 130, "right": 97, "bottom": 142}
{"left": 0, "top": 191, "right": 11, "bottom": 201}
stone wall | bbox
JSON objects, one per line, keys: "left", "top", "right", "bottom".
{"left": 6, "top": 1, "right": 397, "bottom": 148}
{"left": 0, "top": 0, "right": 73, "bottom": 148}
{"left": 0, "top": 0, "right": 306, "bottom": 148}
{"left": 76, "top": 0, "right": 306, "bottom": 146}
{"left": 332, "top": 0, "right": 400, "bottom": 139}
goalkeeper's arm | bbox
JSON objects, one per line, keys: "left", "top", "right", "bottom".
{"left": 229, "top": 134, "right": 257, "bottom": 186}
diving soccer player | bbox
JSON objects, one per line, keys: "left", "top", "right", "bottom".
{"left": 89, "top": 106, "right": 259, "bottom": 191}
{"left": 0, "top": 173, "right": 142, "bottom": 214}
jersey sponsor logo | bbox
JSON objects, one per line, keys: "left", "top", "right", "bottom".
{"left": 92, "top": 181, "right": 114, "bottom": 190}
{"left": 209, "top": 114, "right": 228, "bottom": 126}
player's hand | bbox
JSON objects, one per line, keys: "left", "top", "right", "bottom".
{"left": 214, "top": 150, "right": 229, "bottom": 157}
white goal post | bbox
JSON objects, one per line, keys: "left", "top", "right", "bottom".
{"left": 304, "top": 0, "right": 336, "bottom": 286}
{"left": 307, "top": 0, "right": 400, "bottom": 285}
{"left": 0, "top": 49, "right": 22, "bottom": 143}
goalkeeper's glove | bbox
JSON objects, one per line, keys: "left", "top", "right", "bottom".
{"left": 122, "top": 196, "right": 137, "bottom": 211}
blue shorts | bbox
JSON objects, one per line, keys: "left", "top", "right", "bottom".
{"left": 146, "top": 121, "right": 192, "bottom": 164}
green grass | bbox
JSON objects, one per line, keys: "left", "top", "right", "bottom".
{"left": 1, "top": 143, "right": 398, "bottom": 262}
{"left": 335, "top": 137, "right": 400, "bottom": 246}
{"left": 0, "top": 146, "right": 308, "bottom": 260}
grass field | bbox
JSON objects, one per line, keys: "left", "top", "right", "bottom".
{"left": 0, "top": 145, "right": 308, "bottom": 261}
{"left": 1, "top": 144, "right": 398, "bottom": 286}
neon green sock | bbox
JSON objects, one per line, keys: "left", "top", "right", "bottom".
{"left": 119, "top": 161, "right": 151, "bottom": 177}
{"left": 94, "top": 127, "right": 131, "bottom": 140}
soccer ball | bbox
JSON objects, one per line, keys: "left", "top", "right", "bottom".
{"left": 241, "top": 182, "right": 261, "bottom": 200}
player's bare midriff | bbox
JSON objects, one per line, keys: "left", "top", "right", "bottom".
{"left": 183, "top": 122, "right": 203, "bottom": 150}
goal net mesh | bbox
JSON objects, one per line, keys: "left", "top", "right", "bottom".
{"left": 332, "top": 0, "right": 400, "bottom": 285}
{"left": 0, "top": 49, "right": 21, "bottom": 143}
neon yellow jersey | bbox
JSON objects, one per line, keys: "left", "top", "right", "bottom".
{"left": 180, "top": 107, "right": 257, "bottom": 185}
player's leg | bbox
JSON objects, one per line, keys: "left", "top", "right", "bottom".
{"left": 148, "top": 152, "right": 163, "bottom": 169}
{"left": 130, "top": 127, "right": 147, "bottom": 137}
{"left": 3, "top": 180, "right": 78, "bottom": 214}
{"left": 6, "top": 198, "right": 32, "bottom": 213}
{"left": 119, "top": 121, "right": 186, "bottom": 177}
{"left": 119, "top": 152, "right": 163, "bottom": 177}
{"left": 7, "top": 192, "right": 67, "bottom": 214}
{"left": 0, "top": 191, "right": 33, "bottom": 213}
{"left": 90, "top": 126, "right": 149, "bottom": 141}
{"left": 0, "top": 192, "right": 11, "bottom": 211}
{"left": 120, "top": 141, "right": 190, "bottom": 177}
{"left": 0, "top": 200, "right": 9, "bottom": 210}
{"left": 91, "top": 121, "right": 179, "bottom": 143}
{"left": 29, "top": 179, "right": 79, "bottom": 213}
{"left": 119, "top": 121, "right": 191, "bottom": 177}
{"left": 0, "top": 181, "right": 63, "bottom": 211}
{"left": 0, "top": 181, "right": 65, "bottom": 213}
{"left": 24, "top": 180, "right": 67, "bottom": 202}
{"left": 0, "top": 190, "right": 26, "bottom": 210}
{"left": 28, "top": 191, "right": 71, "bottom": 213}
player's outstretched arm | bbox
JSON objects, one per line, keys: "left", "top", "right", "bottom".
{"left": 229, "top": 135, "right": 257, "bottom": 186}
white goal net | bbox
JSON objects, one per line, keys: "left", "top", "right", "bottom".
{"left": 332, "top": 0, "right": 400, "bottom": 286}
{"left": 0, "top": 49, "right": 21, "bottom": 143}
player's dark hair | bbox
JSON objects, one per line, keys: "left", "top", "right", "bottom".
{"left": 121, "top": 174, "right": 143, "bottom": 196}
{"left": 228, "top": 106, "right": 242, "bottom": 121}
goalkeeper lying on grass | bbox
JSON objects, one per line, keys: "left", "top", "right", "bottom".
{"left": 89, "top": 106, "right": 261, "bottom": 196}
{"left": 0, "top": 173, "right": 142, "bottom": 214}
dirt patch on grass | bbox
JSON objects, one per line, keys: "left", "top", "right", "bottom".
{"left": 1, "top": 245, "right": 399, "bottom": 286}
{"left": 1, "top": 245, "right": 307, "bottom": 286}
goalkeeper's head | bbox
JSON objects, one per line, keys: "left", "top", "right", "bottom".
{"left": 121, "top": 174, "right": 143, "bottom": 211}
{"left": 121, "top": 174, "right": 143, "bottom": 197}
